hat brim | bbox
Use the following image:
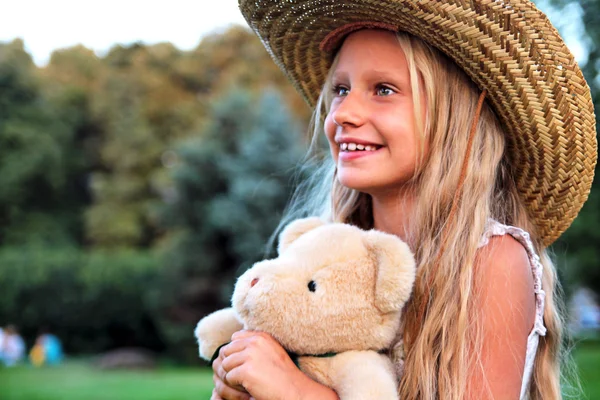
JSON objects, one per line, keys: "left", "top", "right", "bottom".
{"left": 239, "top": 0, "right": 597, "bottom": 246}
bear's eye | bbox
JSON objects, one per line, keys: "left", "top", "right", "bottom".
{"left": 308, "top": 280, "right": 317, "bottom": 292}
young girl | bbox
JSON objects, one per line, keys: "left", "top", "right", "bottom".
{"left": 209, "top": 1, "right": 597, "bottom": 399}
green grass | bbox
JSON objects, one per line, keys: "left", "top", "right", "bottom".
{"left": 0, "top": 361, "right": 214, "bottom": 400}
{"left": 573, "top": 340, "right": 600, "bottom": 399}
{"left": 0, "top": 343, "right": 598, "bottom": 400}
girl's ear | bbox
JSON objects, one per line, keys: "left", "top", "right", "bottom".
{"left": 363, "top": 230, "right": 417, "bottom": 313}
{"left": 278, "top": 217, "right": 325, "bottom": 254}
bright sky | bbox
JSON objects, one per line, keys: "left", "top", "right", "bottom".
{"left": 0, "top": 0, "right": 588, "bottom": 68}
{"left": 0, "top": 0, "right": 248, "bottom": 66}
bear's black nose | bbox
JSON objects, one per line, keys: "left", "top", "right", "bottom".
{"left": 250, "top": 278, "right": 259, "bottom": 287}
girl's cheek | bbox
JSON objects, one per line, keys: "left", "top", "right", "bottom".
{"left": 323, "top": 114, "right": 339, "bottom": 161}
{"left": 323, "top": 113, "right": 334, "bottom": 139}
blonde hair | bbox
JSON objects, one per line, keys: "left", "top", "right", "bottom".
{"left": 277, "top": 31, "right": 569, "bottom": 399}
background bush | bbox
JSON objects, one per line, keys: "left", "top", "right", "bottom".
{"left": 0, "top": 246, "right": 162, "bottom": 353}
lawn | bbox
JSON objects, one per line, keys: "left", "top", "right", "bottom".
{"left": 0, "top": 361, "right": 214, "bottom": 400}
{"left": 573, "top": 340, "right": 600, "bottom": 399}
{"left": 1, "top": 343, "right": 599, "bottom": 399}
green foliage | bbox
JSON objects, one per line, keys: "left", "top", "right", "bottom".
{"left": 155, "top": 88, "right": 307, "bottom": 361}
{"left": 0, "top": 26, "right": 312, "bottom": 358}
{"left": 0, "top": 246, "right": 163, "bottom": 353}
{"left": 189, "top": 26, "right": 310, "bottom": 121}
{"left": 82, "top": 28, "right": 308, "bottom": 249}
{"left": 0, "top": 40, "right": 86, "bottom": 246}
{"left": 0, "top": 39, "right": 101, "bottom": 247}
{"left": 556, "top": 190, "right": 600, "bottom": 297}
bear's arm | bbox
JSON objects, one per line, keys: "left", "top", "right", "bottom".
{"left": 194, "top": 308, "right": 243, "bottom": 361}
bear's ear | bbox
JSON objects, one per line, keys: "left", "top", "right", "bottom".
{"left": 278, "top": 217, "right": 325, "bottom": 254}
{"left": 363, "top": 230, "right": 417, "bottom": 313}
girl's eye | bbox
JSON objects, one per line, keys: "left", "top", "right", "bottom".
{"left": 376, "top": 85, "right": 395, "bottom": 96}
{"left": 332, "top": 85, "right": 349, "bottom": 97}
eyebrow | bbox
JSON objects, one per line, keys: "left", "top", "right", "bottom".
{"left": 331, "top": 69, "right": 409, "bottom": 86}
{"left": 331, "top": 70, "right": 348, "bottom": 82}
{"left": 366, "top": 69, "right": 409, "bottom": 85}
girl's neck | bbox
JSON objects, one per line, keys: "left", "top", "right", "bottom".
{"left": 371, "top": 190, "right": 415, "bottom": 242}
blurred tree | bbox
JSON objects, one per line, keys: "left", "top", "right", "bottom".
{"left": 0, "top": 39, "right": 88, "bottom": 245}
{"left": 42, "top": 45, "right": 107, "bottom": 244}
{"left": 84, "top": 27, "right": 309, "bottom": 249}
{"left": 43, "top": 45, "right": 103, "bottom": 91}
{"left": 187, "top": 26, "right": 310, "bottom": 122}
{"left": 540, "top": 0, "right": 600, "bottom": 297}
{"left": 84, "top": 42, "right": 200, "bottom": 247}
{"left": 156, "top": 88, "right": 308, "bottom": 361}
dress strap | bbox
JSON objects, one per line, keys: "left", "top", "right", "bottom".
{"left": 478, "top": 219, "right": 547, "bottom": 336}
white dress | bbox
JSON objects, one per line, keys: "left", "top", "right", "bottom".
{"left": 478, "top": 220, "right": 547, "bottom": 400}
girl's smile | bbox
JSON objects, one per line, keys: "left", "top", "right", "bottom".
{"left": 336, "top": 137, "right": 384, "bottom": 161}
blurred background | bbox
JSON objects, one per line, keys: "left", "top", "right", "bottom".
{"left": 0, "top": 0, "right": 598, "bottom": 399}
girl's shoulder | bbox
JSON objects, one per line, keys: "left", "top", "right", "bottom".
{"left": 477, "top": 219, "right": 544, "bottom": 305}
{"left": 476, "top": 218, "right": 547, "bottom": 338}
{"left": 477, "top": 219, "right": 547, "bottom": 399}
{"left": 475, "top": 221, "right": 537, "bottom": 317}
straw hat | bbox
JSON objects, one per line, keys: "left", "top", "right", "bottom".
{"left": 238, "top": 0, "right": 597, "bottom": 246}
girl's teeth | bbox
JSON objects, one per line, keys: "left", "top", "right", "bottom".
{"left": 339, "top": 142, "right": 379, "bottom": 151}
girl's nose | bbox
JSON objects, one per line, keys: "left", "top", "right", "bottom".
{"left": 331, "top": 93, "right": 366, "bottom": 128}
{"left": 250, "top": 277, "right": 259, "bottom": 287}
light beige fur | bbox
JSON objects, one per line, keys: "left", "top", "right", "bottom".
{"left": 195, "top": 217, "right": 416, "bottom": 399}
{"left": 194, "top": 308, "right": 243, "bottom": 360}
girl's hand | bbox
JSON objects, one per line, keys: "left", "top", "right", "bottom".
{"left": 215, "top": 330, "right": 336, "bottom": 400}
{"left": 211, "top": 348, "right": 251, "bottom": 400}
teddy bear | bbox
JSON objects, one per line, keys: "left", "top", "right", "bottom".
{"left": 195, "top": 217, "right": 416, "bottom": 399}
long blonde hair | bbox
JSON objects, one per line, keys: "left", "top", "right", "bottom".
{"left": 278, "top": 31, "right": 567, "bottom": 399}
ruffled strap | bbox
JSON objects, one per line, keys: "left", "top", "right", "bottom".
{"left": 478, "top": 219, "right": 547, "bottom": 336}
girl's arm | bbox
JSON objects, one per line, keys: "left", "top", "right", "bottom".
{"left": 467, "top": 235, "right": 536, "bottom": 399}
{"left": 213, "top": 330, "right": 339, "bottom": 400}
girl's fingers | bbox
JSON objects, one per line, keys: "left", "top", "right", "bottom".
{"left": 213, "top": 354, "right": 225, "bottom": 381}
{"left": 213, "top": 375, "right": 251, "bottom": 400}
{"left": 216, "top": 361, "right": 228, "bottom": 384}
{"left": 220, "top": 349, "right": 247, "bottom": 373}
{"left": 223, "top": 331, "right": 274, "bottom": 357}
{"left": 213, "top": 354, "right": 246, "bottom": 393}
{"left": 230, "top": 330, "right": 272, "bottom": 342}
{"left": 230, "top": 330, "right": 254, "bottom": 340}
{"left": 223, "top": 364, "right": 253, "bottom": 390}
{"left": 220, "top": 339, "right": 248, "bottom": 358}
{"left": 210, "top": 388, "right": 223, "bottom": 400}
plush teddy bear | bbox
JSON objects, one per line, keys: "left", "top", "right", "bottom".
{"left": 195, "top": 217, "right": 416, "bottom": 399}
